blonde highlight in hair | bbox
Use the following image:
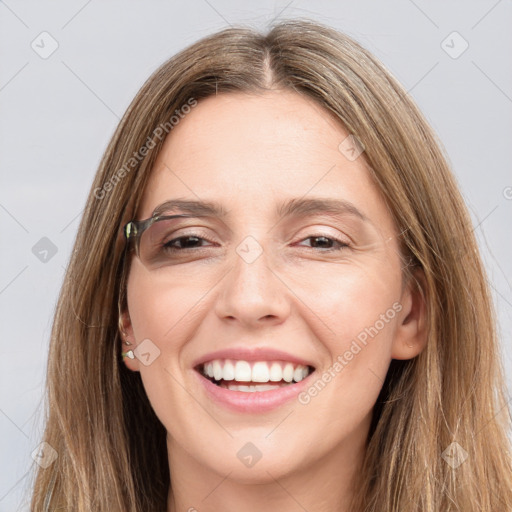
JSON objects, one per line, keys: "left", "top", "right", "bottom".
{"left": 30, "top": 19, "right": 512, "bottom": 511}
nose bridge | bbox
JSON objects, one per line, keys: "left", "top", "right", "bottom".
{"left": 214, "top": 235, "right": 290, "bottom": 325}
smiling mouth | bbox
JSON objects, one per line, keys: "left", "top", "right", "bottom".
{"left": 196, "top": 359, "right": 315, "bottom": 392}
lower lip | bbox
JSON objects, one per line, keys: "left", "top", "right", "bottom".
{"left": 195, "top": 370, "right": 314, "bottom": 413}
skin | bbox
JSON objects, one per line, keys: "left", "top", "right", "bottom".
{"left": 120, "top": 90, "right": 427, "bottom": 512}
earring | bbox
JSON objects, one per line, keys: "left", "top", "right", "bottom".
{"left": 120, "top": 329, "right": 133, "bottom": 359}
{"left": 122, "top": 349, "right": 135, "bottom": 359}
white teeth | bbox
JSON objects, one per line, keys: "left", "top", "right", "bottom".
{"left": 252, "top": 362, "right": 270, "bottom": 382}
{"left": 201, "top": 359, "right": 312, "bottom": 384}
{"left": 293, "top": 366, "right": 304, "bottom": 382}
{"left": 282, "top": 363, "right": 294, "bottom": 383}
{"left": 234, "top": 361, "right": 252, "bottom": 382}
{"left": 223, "top": 360, "right": 235, "bottom": 381}
{"left": 219, "top": 382, "right": 290, "bottom": 392}
{"left": 269, "top": 362, "right": 283, "bottom": 382}
{"left": 213, "top": 360, "right": 223, "bottom": 381}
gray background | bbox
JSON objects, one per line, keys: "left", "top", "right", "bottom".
{"left": 1, "top": 1, "right": 511, "bottom": 510}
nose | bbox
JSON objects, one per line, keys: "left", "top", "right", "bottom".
{"left": 214, "top": 242, "right": 291, "bottom": 329}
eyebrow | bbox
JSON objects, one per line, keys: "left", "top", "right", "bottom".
{"left": 152, "top": 197, "right": 368, "bottom": 222}
{"left": 276, "top": 197, "right": 368, "bottom": 222}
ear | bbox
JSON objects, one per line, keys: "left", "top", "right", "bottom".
{"left": 391, "top": 267, "right": 428, "bottom": 360}
{"left": 119, "top": 309, "right": 141, "bottom": 372}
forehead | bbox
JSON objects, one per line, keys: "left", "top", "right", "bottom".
{"left": 137, "top": 90, "right": 395, "bottom": 236}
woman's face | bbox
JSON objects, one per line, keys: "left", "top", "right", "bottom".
{"left": 122, "top": 90, "right": 425, "bottom": 484}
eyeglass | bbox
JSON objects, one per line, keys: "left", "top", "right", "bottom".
{"left": 123, "top": 212, "right": 212, "bottom": 269}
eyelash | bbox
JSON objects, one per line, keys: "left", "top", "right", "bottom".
{"left": 163, "top": 233, "right": 350, "bottom": 252}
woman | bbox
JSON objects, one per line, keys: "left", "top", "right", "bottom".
{"left": 30, "top": 19, "right": 512, "bottom": 511}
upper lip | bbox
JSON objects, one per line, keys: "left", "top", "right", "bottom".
{"left": 192, "top": 347, "right": 316, "bottom": 370}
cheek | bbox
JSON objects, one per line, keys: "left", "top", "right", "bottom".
{"left": 126, "top": 261, "right": 212, "bottom": 344}
{"left": 292, "top": 276, "right": 399, "bottom": 462}
{"left": 332, "top": 288, "right": 398, "bottom": 353}
{"left": 288, "top": 259, "right": 401, "bottom": 348}
{"left": 294, "top": 261, "right": 401, "bottom": 404}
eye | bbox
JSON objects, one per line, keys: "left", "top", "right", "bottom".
{"left": 163, "top": 234, "right": 216, "bottom": 251}
{"left": 296, "top": 234, "right": 350, "bottom": 251}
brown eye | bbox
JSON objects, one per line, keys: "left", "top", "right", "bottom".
{"left": 163, "top": 235, "right": 212, "bottom": 250}
{"left": 297, "top": 235, "right": 350, "bottom": 251}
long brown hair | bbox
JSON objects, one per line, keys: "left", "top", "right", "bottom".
{"left": 30, "top": 19, "right": 512, "bottom": 511}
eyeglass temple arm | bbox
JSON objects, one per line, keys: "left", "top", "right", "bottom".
{"left": 123, "top": 214, "right": 198, "bottom": 240}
